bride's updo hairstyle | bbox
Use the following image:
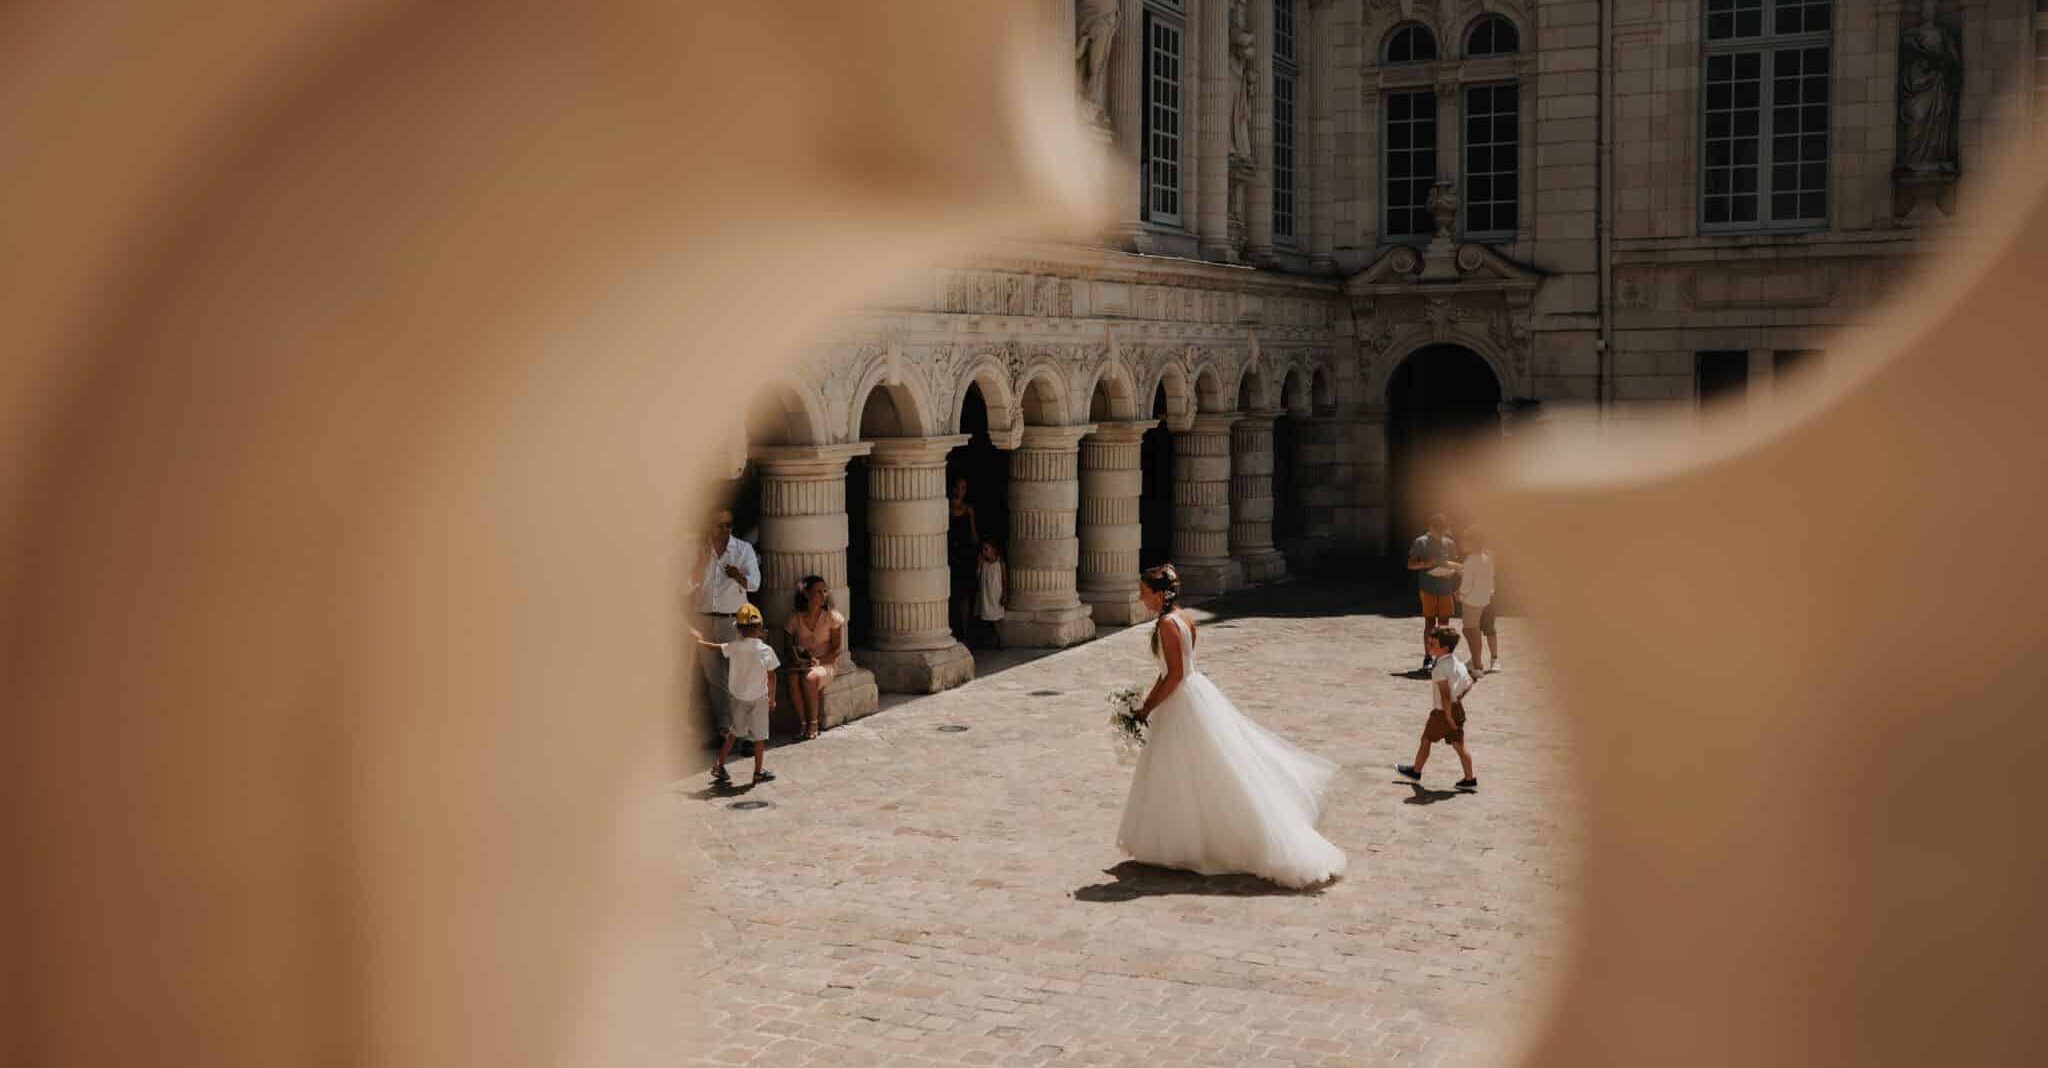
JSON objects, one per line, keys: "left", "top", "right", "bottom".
{"left": 1142, "top": 564, "right": 1181, "bottom": 654}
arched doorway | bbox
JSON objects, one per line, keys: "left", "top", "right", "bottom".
{"left": 948, "top": 383, "right": 1009, "bottom": 639}
{"left": 1385, "top": 344, "right": 1502, "bottom": 561}
{"left": 1140, "top": 385, "right": 1175, "bottom": 569}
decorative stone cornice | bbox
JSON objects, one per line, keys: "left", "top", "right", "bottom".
{"left": 868, "top": 434, "right": 971, "bottom": 466}
{"left": 749, "top": 442, "right": 875, "bottom": 475}
{"left": 1189, "top": 412, "right": 1243, "bottom": 435}
{"left": 1083, "top": 419, "right": 1159, "bottom": 444}
{"left": 1017, "top": 423, "right": 1099, "bottom": 451}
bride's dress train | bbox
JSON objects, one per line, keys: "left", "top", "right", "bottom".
{"left": 1116, "top": 614, "right": 1347, "bottom": 889}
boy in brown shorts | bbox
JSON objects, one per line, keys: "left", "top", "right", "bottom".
{"left": 1396, "top": 627, "right": 1478, "bottom": 791}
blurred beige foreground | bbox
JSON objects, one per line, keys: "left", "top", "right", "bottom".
{"left": 3, "top": 3, "right": 2043, "bottom": 1067}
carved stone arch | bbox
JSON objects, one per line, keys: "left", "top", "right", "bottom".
{"left": 1143, "top": 356, "right": 1196, "bottom": 433}
{"left": 1370, "top": 332, "right": 1517, "bottom": 407}
{"left": 1190, "top": 355, "right": 1233, "bottom": 414}
{"left": 1452, "top": 0, "right": 1529, "bottom": 56}
{"left": 1233, "top": 355, "right": 1274, "bottom": 412}
{"left": 849, "top": 362, "right": 937, "bottom": 441}
{"left": 1082, "top": 356, "right": 1141, "bottom": 423}
{"left": 1370, "top": 1, "right": 1447, "bottom": 58}
{"left": 1309, "top": 360, "right": 1339, "bottom": 414}
{"left": 1013, "top": 355, "right": 1074, "bottom": 427}
{"left": 745, "top": 380, "right": 831, "bottom": 448}
{"left": 1279, "top": 361, "right": 1313, "bottom": 416}
{"left": 953, "top": 349, "right": 1022, "bottom": 448}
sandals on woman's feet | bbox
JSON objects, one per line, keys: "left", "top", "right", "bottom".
{"left": 711, "top": 763, "right": 731, "bottom": 785}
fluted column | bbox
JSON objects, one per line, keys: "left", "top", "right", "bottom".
{"left": 862, "top": 436, "right": 975, "bottom": 693}
{"left": 1246, "top": 0, "right": 1277, "bottom": 263}
{"left": 1172, "top": 412, "right": 1242, "bottom": 595}
{"left": 1198, "top": 0, "right": 1234, "bottom": 260}
{"left": 1229, "top": 410, "right": 1287, "bottom": 582}
{"left": 752, "top": 443, "right": 879, "bottom": 727}
{"left": 1078, "top": 420, "right": 1157, "bottom": 625}
{"left": 1306, "top": 0, "right": 1337, "bottom": 272}
{"left": 1001, "top": 425, "right": 1100, "bottom": 647}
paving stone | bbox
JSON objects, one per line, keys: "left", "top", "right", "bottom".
{"left": 686, "top": 585, "right": 1574, "bottom": 1065}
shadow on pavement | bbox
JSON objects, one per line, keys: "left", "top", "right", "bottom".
{"left": 1071, "top": 860, "right": 1329, "bottom": 901}
{"left": 1398, "top": 782, "right": 1467, "bottom": 805}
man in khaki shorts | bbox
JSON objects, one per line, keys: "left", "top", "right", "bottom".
{"left": 1405, "top": 513, "right": 1460, "bottom": 673}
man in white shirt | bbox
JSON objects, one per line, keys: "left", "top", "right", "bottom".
{"left": 690, "top": 508, "right": 761, "bottom": 739}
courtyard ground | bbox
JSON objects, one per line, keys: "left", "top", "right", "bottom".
{"left": 682, "top": 581, "right": 1579, "bottom": 1067}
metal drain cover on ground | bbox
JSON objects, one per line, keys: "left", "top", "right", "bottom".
{"left": 937, "top": 724, "right": 971, "bottom": 733}
{"left": 1028, "top": 689, "right": 1062, "bottom": 697}
{"left": 729, "top": 799, "right": 773, "bottom": 810}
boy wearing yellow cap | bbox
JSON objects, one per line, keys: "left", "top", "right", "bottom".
{"left": 691, "top": 602, "right": 780, "bottom": 785}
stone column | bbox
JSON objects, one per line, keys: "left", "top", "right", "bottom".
{"left": 752, "top": 443, "right": 879, "bottom": 727}
{"left": 1078, "top": 420, "right": 1157, "bottom": 625}
{"left": 862, "top": 436, "right": 975, "bottom": 693}
{"left": 1002, "top": 425, "right": 1100, "bottom": 647}
{"left": 1228, "top": 410, "right": 1287, "bottom": 582}
{"left": 1245, "top": 0, "right": 1277, "bottom": 264}
{"left": 1172, "top": 412, "right": 1242, "bottom": 594}
{"left": 1198, "top": 0, "right": 1234, "bottom": 260}
{"left": 1306, "top": 0, "right": 1338, "bottom": 273}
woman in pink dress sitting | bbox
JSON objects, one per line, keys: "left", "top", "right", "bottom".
{"left": 784, "top": 575, "right": 845, "bottom": 740}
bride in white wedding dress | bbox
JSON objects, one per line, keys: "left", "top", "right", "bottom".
{"left": 1117, "top": 564, "right": 1347, "bottom": 889}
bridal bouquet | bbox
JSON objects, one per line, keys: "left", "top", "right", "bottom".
{"left": 1106, "top": 685, "right": 1146, "bottom": 763}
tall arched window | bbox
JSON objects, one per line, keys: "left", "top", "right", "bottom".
{"left": 1465, "top": 15, "right": 1520, "bottom": 57}
{"left": 1383, "top": 23, "right": 1438, "bottom": 64}
{"left": 1462, "top": 17, "right": 1522, "bottom": 238}
{"left": 1273, "top": 0, "right": 1300, "bottom": 240}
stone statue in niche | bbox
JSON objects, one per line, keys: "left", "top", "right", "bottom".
{"left": 1228, "top": 0, "right": 1256, "bottom": 162}
{"left": 1075, "top": 0, "right": 1121, "bottom": 129}
{"left": 1894, "top": 0, "right": 1963, "bottom": 220}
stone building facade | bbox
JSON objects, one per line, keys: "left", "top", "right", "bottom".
{"left": 717, "top": 0, "right": 2041, "bottom": 725}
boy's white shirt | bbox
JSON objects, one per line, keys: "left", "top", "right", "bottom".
{"left": 1430, "top": 654, "right": 1473, "bottom": 709}
{"left": 721, "top": 636, "right": 780, "bottom": 701}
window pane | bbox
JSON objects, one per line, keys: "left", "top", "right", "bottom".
{"left": 1142, "top": 15, "right": 1184, "bottom": 223}
{"left": 1462, "top": 82, "right": 1518, "bottom": 235}
{"left": 1385, "top": 89, "right": 1438, "bottom": 236}
{"left": 1704, "top": 46, "right": 1763, "bottom": 228}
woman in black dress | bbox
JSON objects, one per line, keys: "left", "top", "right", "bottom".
{"left": 947, "top": 476, "right": 979, "bottom": 641}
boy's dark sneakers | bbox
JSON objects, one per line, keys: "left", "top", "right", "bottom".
{"left": 1455, "top": 778, "right": 1478, "bottom": 791}
{"left": 711, "top": 764, "right": 731, "bottom": 785}
{"left": 1395, "top": 765, "right": 1422, "bottom": 782}
{"left": 752, "top": 769, "right": 777, "bottom": 784}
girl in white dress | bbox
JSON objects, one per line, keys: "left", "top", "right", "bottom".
{"left": 1117, "top": 564, "right": 1348, "bottom": 889}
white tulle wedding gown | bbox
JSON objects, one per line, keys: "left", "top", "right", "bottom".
{"left": 1116, "top": 613, "right": 1347, "bottom": 888}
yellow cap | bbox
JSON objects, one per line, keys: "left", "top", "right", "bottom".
{"left": 735, "top": 603, "right": 763, "bottom": 627}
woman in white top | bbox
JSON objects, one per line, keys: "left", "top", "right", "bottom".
{"left": 1117, "top": 564, "right": 1347, "bottom": 889}
{"left": 1458, "top": 525, "right": 1499, "bottom": 673}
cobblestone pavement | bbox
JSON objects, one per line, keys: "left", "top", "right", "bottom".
{"left": 682, "top": 582, "right": 1579, "bottom": 1067}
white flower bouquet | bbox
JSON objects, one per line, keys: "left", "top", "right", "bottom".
{"left": 1106, "top": 685, "right": 1147, "bottom": 763}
